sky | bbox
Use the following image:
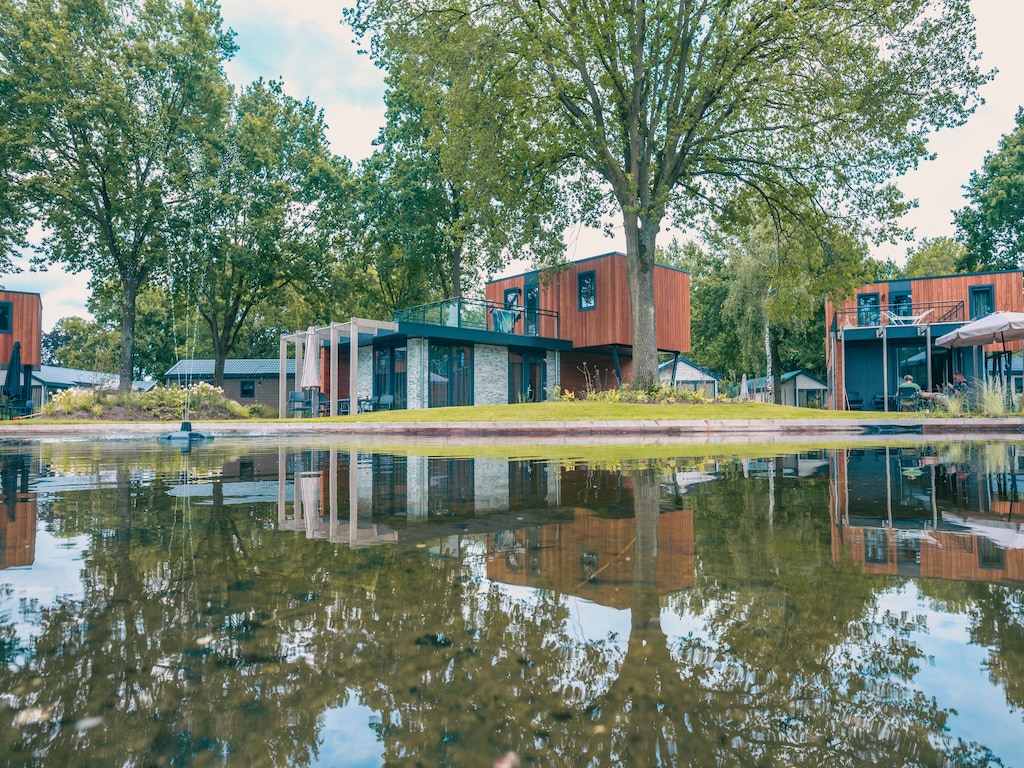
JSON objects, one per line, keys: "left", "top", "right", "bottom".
{"left": 10, "top": 0, "right": 1024, "bottom": 330}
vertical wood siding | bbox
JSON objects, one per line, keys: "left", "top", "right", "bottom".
{"left": 485, "top": 254, "right": 690, "bottom": 352}
{"left": 0, "top": 291, "right": 42, "bottom": 367}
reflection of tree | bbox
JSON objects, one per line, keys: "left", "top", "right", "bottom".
{"left": 0, "top": 450, "right": 1010, "bottom": 766}
{"left": 921, "top": 579, "right": 1024, "bottom": 717}
{"left": 666, "top": 463, "right": 1001, "bottom": 766}
{"left": 0, "top": 460, "right": 385, "bottom": 767}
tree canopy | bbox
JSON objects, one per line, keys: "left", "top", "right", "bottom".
{"left": 351, "top": 0, "right": 989, "bottom": 389}
{"left": 954, "top": 108, "right": 1024, "bottom": 272}
{"left": 0, "top": 0, "right": 236, "bottom": 389}
{"left": 172, "top": 78, "right": 348, "bottom": 385}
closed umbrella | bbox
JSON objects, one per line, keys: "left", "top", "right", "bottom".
{"left": 300, "top": 327, "right": 321, "bottom": 390}
{"left": 3, "top": 341, "right": 22, "bottom": 400}
{"left": 739, "top": 373, "right": 748, "bottom": 400}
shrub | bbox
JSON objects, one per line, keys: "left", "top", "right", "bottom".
{"left": 42, "top": 383, "right": 253, "bottom": 421}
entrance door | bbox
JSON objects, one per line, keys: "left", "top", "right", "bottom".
{"left": 509, "top": 351, "right": 547, "bottom": 403}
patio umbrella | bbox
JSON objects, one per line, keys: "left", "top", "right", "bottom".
{"left": 299, "top": 327, "right": 321, "bottom": 390}
{"left": 935, "top": 311, "right": 1024, "bottom": 348}
{"left": 739, "top": 373, "right": 749, "bottom": 400}
{"left": 2, "top": 341, "right": 22, "bottom": 400}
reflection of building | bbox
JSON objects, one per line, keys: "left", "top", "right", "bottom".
{"left": 485, "top": 508, "right": 695, "bottom": 610}
{"left": 272, "top": 452, "right": 697, "bottom": 603}
{"left": 830, "top": 448, "right": 1024, "bottom": 583}
{"left": 0, "top": 453, "right": 36, "bottom": 569}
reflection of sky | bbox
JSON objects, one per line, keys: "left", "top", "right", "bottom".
{"left": 876, "top": 586, "right": 1023, "bottom": 762}
{"left": 0, "top": 528, "right": 87, "bottom": 651}
{"left": 312, "top": 695, "right": 384, "bottom": 768}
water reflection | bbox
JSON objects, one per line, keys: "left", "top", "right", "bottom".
{"left": 0, "top": 440, "right": 1021, "bottom": 766}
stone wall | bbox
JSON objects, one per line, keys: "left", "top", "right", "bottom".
{"left": 406, "top": 338, "right": 428, "bottom": 409}
{"left": 473, "top": 344, "right": 508, "bottom": 406}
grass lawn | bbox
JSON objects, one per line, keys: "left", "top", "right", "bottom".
{"left": 330, "top": 400, "right": 899, "bottom": 423}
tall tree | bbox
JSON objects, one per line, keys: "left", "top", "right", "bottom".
{"left": 954, "top": 108, "right": 1024, "bottom": 271}
{"left": 0, "top": 0, "right": 235, "bottom": 391}
{"left": 351, "top": 0, "right": 989, "bottom": 389}
{"left": 347, "top": 15, "right": 571, "bottom": 302}
{"left": 720, "top": 199, "right": 868, "bottom": 401}
{"left": 173, "top": 79, "right": 347, "bottom": 386}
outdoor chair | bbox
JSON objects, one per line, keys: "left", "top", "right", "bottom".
{"left": 846, "top": 390, "right": 864, "bottom": 410}
{"left": 287, "top": 390, "right": 311, "bottom": 418}
{"left": 377, "top": 394, "right": 394, "bottom": 411}
{"left": 896, "top": 384, "right": 922, "bottom": 412}
{"left": 316, "top": 392, "right": 329, "bottom": 416}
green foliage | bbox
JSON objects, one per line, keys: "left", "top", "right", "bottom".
{"left": 902, "top": 236, "right": 967, "bottom": 278}
{"left": 45, "top": 316, "right": 120, "bottom": 374}
{"left": 350, "top": 39, "right": 568, "bottom": 305}
{"left": 47, "top": 382, "right": 252, "bottom": 420}
{"left": 173, "top": 78, "right": 348, "bottom": 385}
{"left": 350, "top": 0, "right": 989, "bottom": 390}
{"left": 0, "top": 0, "right": 236, "bottom": 390}
{"left": 955, "top": 108, "right": 1024, "bottom": 271}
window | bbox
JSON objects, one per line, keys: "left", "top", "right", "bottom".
{"left": 0, "top": 301, "right": 11, "bottom": 334}
{"left": 509, "top": 351, "right": 547, "bottom": 403}
{"left": 503, "top": 288, "right": 521, "bottom": 310}
{"left": 578, "top": 270, "right": 596, "bottom": 311}
{"left": 429, "top": 343, "right": 473, "bottom": 407}
{"left": 969, "top": 285, "right": 994, "bottom": 319}
{"left": 373, "top": 345, "right": 408, "bottom": 409}
{"left": 891, "top": 291, "right": 912, "bottom": 318}
{"left": 240, "top": 380, "right": 255, "bottom": 398}
{"left": 857, "top": 293, "right": 879, "bottom": 326}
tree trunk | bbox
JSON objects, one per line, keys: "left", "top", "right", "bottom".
{"left": 213, "top": 346, "right": 227, "bottom": 388}
{"left": 622, "top": 210, "right": 661, "bottom": 390}
{"left": 118, "top": 280, "right": 139, "bottom": 393}
{"left": 770, "top": 326, "right": 785, "bottom": 405}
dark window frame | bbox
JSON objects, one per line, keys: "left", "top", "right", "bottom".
{"left": 0, "top": 301, "right": 12, "bottom": 334}
{"left": 239, "top": 380, "right": 256, "bottom": 398}
{"left": 969, "top": 284, "right": 994, "bottom": 319}
{"left": 503, "top": 288, "right": 521, "bottom": 310}
{"left": 857, "top": 292, "right": 880, "bottom": 326}
{"left": 578, "top": 270, "right": 596, "bottom": 312}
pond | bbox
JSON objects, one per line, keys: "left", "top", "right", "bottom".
{"left": 1, "top": 437, "right": 1022, "bottom": 767}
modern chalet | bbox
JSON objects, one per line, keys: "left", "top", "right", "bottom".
{"left": 0, "top": 290, "right": 43, "bottom": 417}
{"left": 826, "top": 269, "right": 1024, "bottom": 410}
{"left": 278, "top": 252, "right": 691, "bottom": 415}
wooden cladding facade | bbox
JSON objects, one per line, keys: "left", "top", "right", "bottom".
{"left": 0, "top": 290, "right": 42, "bottom": 367}
{"left": 827, "top": 270, "right": 1024, "bottom": 352}
{"left": 485, "top": 253, "right": 690, "bottom": 353}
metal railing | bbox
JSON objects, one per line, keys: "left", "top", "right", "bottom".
{"left": 833, "top": 299, "right": 965, "bottom": 331}
{"left": 392, "top": 297, "right": 560, "bottom": 338}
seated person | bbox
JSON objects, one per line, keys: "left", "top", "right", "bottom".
{"left": 900, "top": 374, "right": 936, "bottom": 403}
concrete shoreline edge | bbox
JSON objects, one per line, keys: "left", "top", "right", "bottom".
{"left": 0, "top": 417, "right": 1022, "bottom": 441}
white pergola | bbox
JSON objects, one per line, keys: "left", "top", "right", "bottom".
{"left": 279, "top": 318, "right": 398, "bottom": 417}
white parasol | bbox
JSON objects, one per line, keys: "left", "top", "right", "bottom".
{"left": 300, "top": 326, "right": 321, "bottom": 390}
{"left": 739, "top": 373, "right": 748, "bottom": 400}
{"left": 935, "top": 311, "right": 1024, "bottom": 348}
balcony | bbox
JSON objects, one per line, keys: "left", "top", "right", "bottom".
{"left": 392, "top": 297, "right": 560, "bottom": 338}
{"left": 833, "top": 300, "right": 965, "bottom": 331}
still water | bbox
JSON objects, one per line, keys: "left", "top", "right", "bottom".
{"left": 1, "top": 438, "right": 1023, "bottom": 767}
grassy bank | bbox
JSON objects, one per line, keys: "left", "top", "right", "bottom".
{"left": 332, "top": 400, "right": 879, "bottom": 422}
